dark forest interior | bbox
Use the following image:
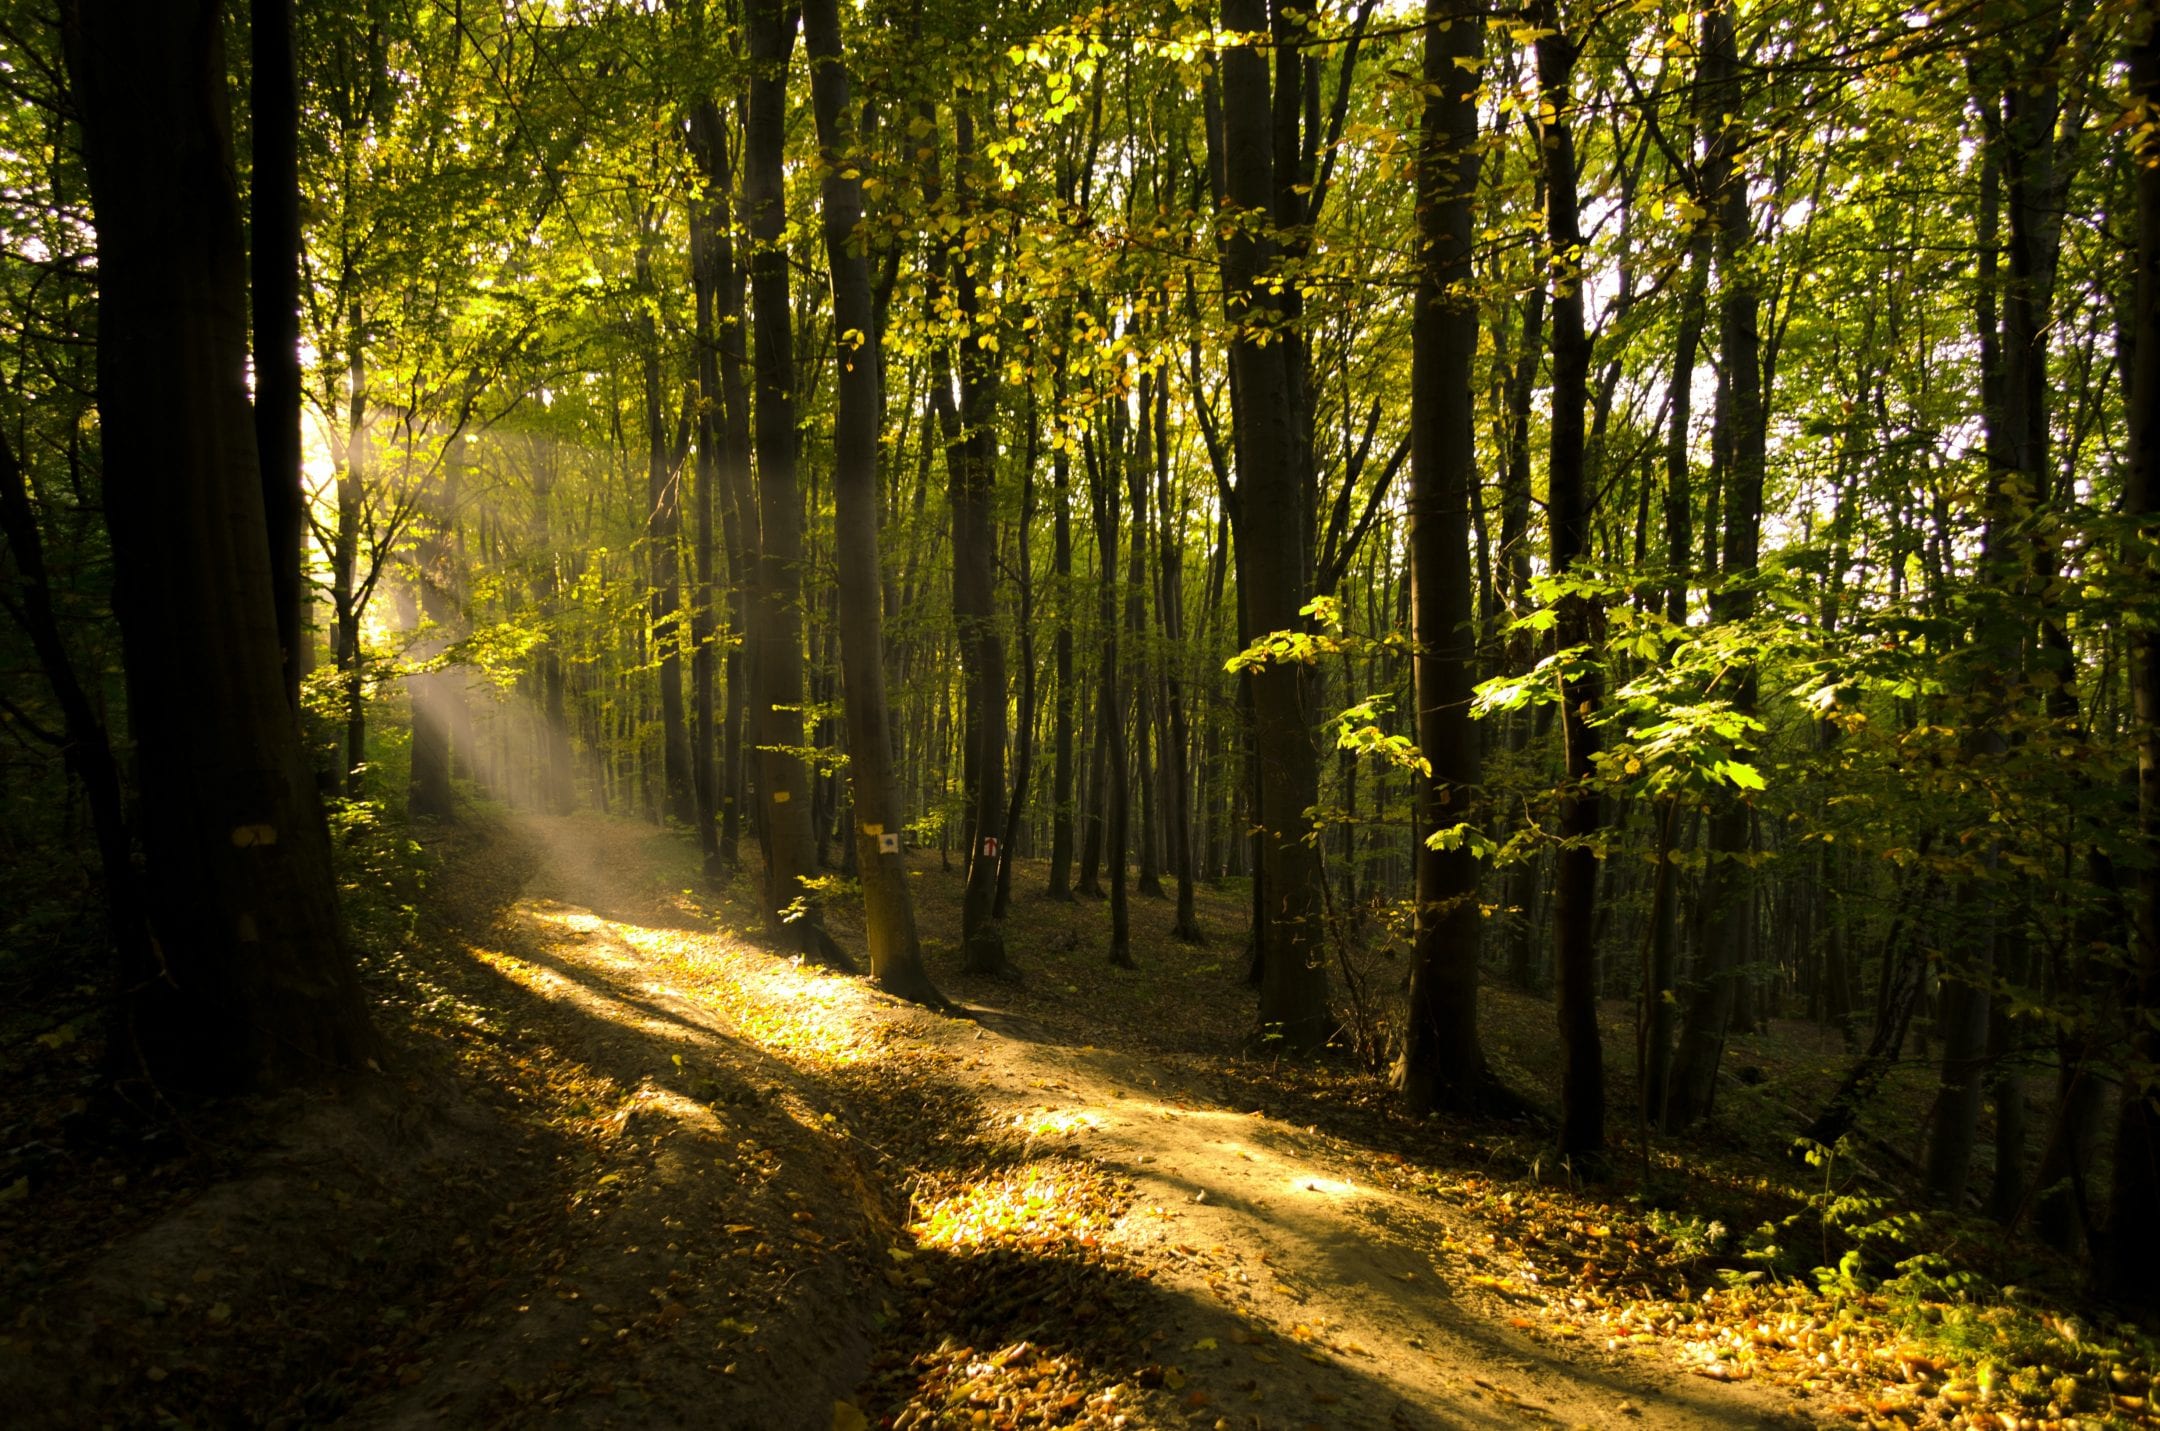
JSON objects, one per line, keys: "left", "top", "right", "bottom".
{"left": 2, "top": 0, "right": 2159, "bottom": 1426}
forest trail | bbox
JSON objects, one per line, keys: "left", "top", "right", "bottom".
{"left": 350, "top": 810, "right": 1819, "bottom": 1431}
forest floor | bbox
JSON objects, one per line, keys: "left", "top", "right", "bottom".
{"left": 3, "top": 804, "right": 2155, "bottom": 1429}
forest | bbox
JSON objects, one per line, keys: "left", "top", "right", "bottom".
{"left": 1, "top": 0, "right": 2156, "bottom": 1425}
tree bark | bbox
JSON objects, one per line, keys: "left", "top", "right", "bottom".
{"left": 1216, "top": 0, "right": 1329, "bottom": 1051}
{"left": 1154, "top": 370, "right": 1201, "bottom": 940}
{"left": 1395, "top": 0, "right": 1494, "bottom": 1115}
{"left": 333, "top": 300, "right": 368, "bottom": 797}
{"left": 250, "top": 0, "right": 305, "bottom": 710}
{"left": 688, "top": 102, "right": 757, "bottom": 874}
{"left": 803, "top": 0, "right": 939, "bottom": 1003}
{"left": 936, "top": 102, "right": 1010, "bottom": 977}
{"left": 641, "top": 237, "right": 695, "bottom": 830}
{"left": 2109, "top": 8, "right": 2160, "bottom": 1303}
{"left": 1094, "top": 405, "right": 1133, "bottom": 968}
{"left": 994, "top": 375, "right": 1041, "bottom": 919}
{"left": 687, "top": 111, "right": 726, "bottom": 878}
{"left": 63, "top": 0, "right": 374, "bottom": 1089}
{"left": 1536, "top": 8, "right": 1605, "bottom": 1163}
{"left": 743, "top": 0, "right": 842, "bottom": 963}
{"left": 1664, "top": 1, "right": 1766, "bottom": 1131}
{"left": 1047, "top": 362, "right": 1078, "bottom": 900}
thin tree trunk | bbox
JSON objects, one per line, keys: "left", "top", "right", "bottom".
{"left": 334, "top": 300, "right": 367, "bottom": 798}
{"left": 687, "top": 105, "right": 728, "bottom": 877}
{"left": 641, "top": 241, "right": 695, "bottom": 828}
{"left": 250, "top": 0, "right": 305, "bottom": 709}
{"left": 995, "top": 375, "right": 1041, "bottom": 918}
{"left": 1155, "top": 368, "right": 1201, "bottom": 940}
{"left": 1128, "top": 372, "right": 1162, "bottom": 900}
{"left": 1095, "top": 407, "right": 1133, "bottom": 967}
{"left": 1047, "top": 364, "right": 1078, "bottom": 900}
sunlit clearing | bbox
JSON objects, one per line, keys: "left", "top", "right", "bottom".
{"left": 912, "top": 1163, "right": 1121, "bottom": 1252}
{"left": 609, "top": 922, "right": 875, "bottom": 1066}
{"left": 519, "top": 901, "right": 880, "bottom": 1068}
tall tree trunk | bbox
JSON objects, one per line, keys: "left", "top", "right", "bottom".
{"left": 1497, "top": 178, "right": 1546, "bottom": 994}
{"left": 1639, "top": 145, "right": 1711, "bottom": 1124}
{"left": 1078, "top": 661, "right": 1107, "bottom": 898}
{"left": 1930, "top": 32, "right": 2073, "bottom": 1203}
{"left": 927, "top": 100, "right": 1010, "bottom": 975}
{"left": 1216, "top": 0, "right": 1329, "bottom": 1050}
{"left": 687, "top": 113, "right": 725, "bottom": 878}
{"left": 2109, "top": 9, "right": 2160, "bottom": 1302}
{"left": 1395, "top": 0, "right": 1495, "bottom": 1115}
{"left": 1047, "top": 366, "right": 1078, "bottom": 900}
{"left": 641, "top": 239, "right": 695, "bottom": 829}
{"left": 1537, "top": 9, "right": 1605, "bottom": 1163}
{"left": 333, "top": 301, "right": 367, "bottom": 798}
{"left": 1154, "top": 369, "right": 1201, "bottom": 940}
{"left": 1094, "top": 408, "right": 1133, "bottom": 967}
{"left": 63, "top": 0, "right": 374, "bottom": 1089}
{"left": 1663, "top": 1, "right": 1766, "bottom": 1130}
{"left": 804, "top": 0, "right": 939, "bottom": 1002}
{"left": 529, "top": 453, "right": 576, "bottom": 816}
{"left": 743, "top": 0, "right": 841, "bottom": 964}
{"left": 689, "top": 104, "right": 757, "bottom": 874}
{"left": 1127, "top": 372, "right": 1162, "bottom": 900}
{"left": 250, "top": 0, "right": 304, "bottom": 710}
{"left": 995, "top": 376, "right": 1040, "bottom": 918}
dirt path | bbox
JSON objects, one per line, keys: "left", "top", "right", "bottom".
{"left": 0, "top": 808, "right": 1816, "bottom": 1427}
{"left": 336, "top": 812, "right": 1816, "bottom": 1431}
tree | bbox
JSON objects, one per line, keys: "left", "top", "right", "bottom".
{"left": 1534, "top": 0, "right": 1605, "bottom": 1164}
{"left": 926, "top": 96, "right": 1013, "bottom": 978}
{"left": 1394, "top": 0, "right": 1503, "bottom": 1115}
{"left": 803, "top": 0, "right": 941, "bottom": 1004}
{"left": 1214, "top": 0, "right": 1330, "bottom": 1052}
{"left": 2109, "top": 1, "right": 2159, "bottom": 1303}
{"left": 1663, "top": 0, "right": 1766, "bottom": 1132}
{"left": 252, "top": 0, "right": 306, "bottom": 710}
{"left": 62, "top": 0, "right": 375, "bottom": 1088}
{"left": 743, "top": 0, "right": 842, "bottom": 964}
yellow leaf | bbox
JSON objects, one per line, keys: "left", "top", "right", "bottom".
{"left": 832, "top": 1402, "right": 868, "bottom": 1431}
